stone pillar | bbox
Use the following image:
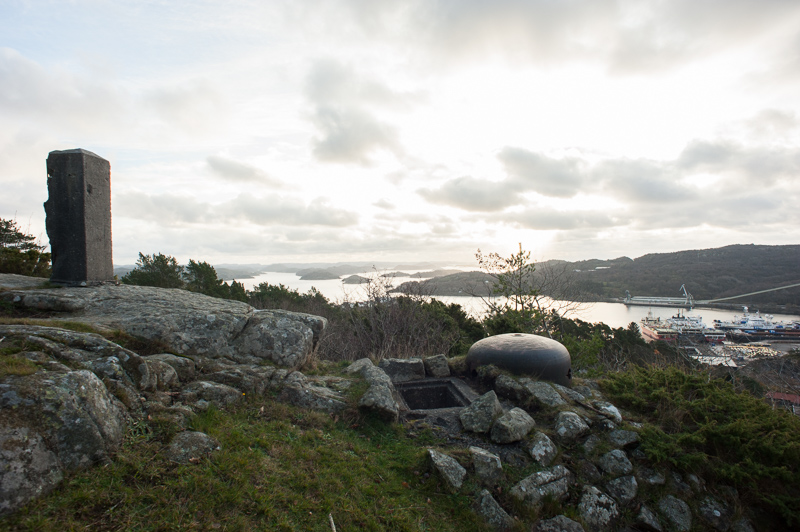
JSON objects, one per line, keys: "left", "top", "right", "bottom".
{"left": 44, "top": 149, "right": 113, "bottom": 285}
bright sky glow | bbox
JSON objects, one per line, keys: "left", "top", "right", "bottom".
{"left": 2, "top": 0, "right": 799, "bottom": 266}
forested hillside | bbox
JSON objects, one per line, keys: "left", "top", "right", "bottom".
{"left": 573, "top": 244, "right": 800, "bottom": 309}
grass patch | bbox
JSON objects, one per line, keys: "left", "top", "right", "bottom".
{"left": 0, "top": 353, "right": 39, "bottom": 377}
{"left": 3, "top": 398, "right": 495, "bottom": 531}
{"left": 601, "top": 366, "right": 800, "bottom": 529}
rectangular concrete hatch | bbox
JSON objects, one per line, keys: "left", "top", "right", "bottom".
{"left": 395, "top": 378, "right": 476, "bottom": 411}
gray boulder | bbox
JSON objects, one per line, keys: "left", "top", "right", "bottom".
{"left": 511, "top": 465, "right": 572, "bottom": 509}
{"left": 345, "top": 358, "right": 374, "bottom": 375}
{"left": 593, "top": 400, "right": 623, "bottom": 423}
{"left": 636, "top": 505, "right": 664, "bottom": 531}
{"left": 460, "top": 390, "right": 503, "bottom": 433}
{"left": 358, "top": 366, "right": 400, "bottom": 422}
{"left": 278, "top": 372, "right": 347, "bottom": 413}
{"left": 164, "top": 431, "right": 221, "bottom": 464}
{"left": 470, "top": 446, "right": 504, "bottom": 485}
{"left": 180, "top": 381, "right": 243, "bottom": 410}
{"left": 523, "top": 379, "right": 566, "bottom": 407}
{"left": 0, "top": 427, "right": 63, "bottom": 516}
{"left": 658, "top": 495, "right": 692, "bottom": 532}
{"left": 554, "top": 410, "right": 590, "bottom": 442}
{"left": 597, "top": 449, "right": 633, "bottom": 477}
{"left": 699, "top": 496, "right": 734, "bottom": 531}
{"left": 473, "top": 489, "right": 514, "bottom": 531}
{"left": 145, "top": 353, "right": 196, "bottom": 382}
{"left": 528, "top": 431, "right": 558, "bottom": 467}
{"left": 608, "top": 429, "right": 639, "bottom": 449}
{"left": 491, "top": 407, "right": 535, "bottom": 443}
{"left": 493, "top": 374, "right": 532, "bottom": 403}
{"left": 534, "top": 515, "right": 586, "bottom": 532}
{"left": 0, "top": 369, "right": 127, "bottom": 514}
{"left": 378, "top": 358, "right": 425, "bottom": 382}
{"left": 428, "top": 449, "right": 466, "bottom": 493}
{"left": 423, "top": 354, "right": 450, "bottom": 378}
{"left": 606, "top": 475, "right": 638, "bottom": 505}
{"left": 1, "top": 284, "right": 325, "bottom": 368}
{"left": 578, "top": 486, "right": 619, "bottom": 530}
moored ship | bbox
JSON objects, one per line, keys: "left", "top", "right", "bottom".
{"left": 712, "top": 307, "right": 800, "bottom": 341}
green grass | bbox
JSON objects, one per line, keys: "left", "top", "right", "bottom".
{"left": 3, "top": 398, "right": 496, "bottom": 532}
{"left": 601, "top": 366, "right": 800, "bottom": 529}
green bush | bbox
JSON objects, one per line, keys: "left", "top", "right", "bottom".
{"left": 602, "top": 366, "right": 800, "bottom": 527}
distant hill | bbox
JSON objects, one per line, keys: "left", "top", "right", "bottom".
{"left": 575, "top": 244, "right": 800, "bottom": 309}
{"left": 390, "top": 244, "right": 800, "bottom": 312}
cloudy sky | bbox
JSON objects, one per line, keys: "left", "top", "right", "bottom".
{"left": 2, "top": 1, "right": 799, "bottom": 266}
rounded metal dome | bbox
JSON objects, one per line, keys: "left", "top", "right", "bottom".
{"left": 466, "top": 333, "right": 572, "bottom": 386}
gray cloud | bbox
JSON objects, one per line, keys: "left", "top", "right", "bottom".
{"left": 503, "top": 208, "right": 624, "bottom": 231}
{"left": 305, "top": 58, "right": 410, "bottom": 164}
{"left": 144, "top": 81, "right": 226, "bottom": 134}
{"left": 206, "top": 155, "right": 283, "bottom": 186}
{"left": 417, "top": 176, "right": 522, "bottom": 212}
{"left": 373, "top": 198, "right": 395, "bottom": 210}
{"left": 499, "top": 147, "right": 586, "bottom": 198}
{"left": 0, "top": 47, "right": 126, "bottom": 133}
{"left": 315, "top": 1, "right": 800, "bottom": 75}
{"left": 678, "top": 140, "right": 800, "bottom": 184}
{"left": 116, "top": 191, "right": 358, "bottom": 228}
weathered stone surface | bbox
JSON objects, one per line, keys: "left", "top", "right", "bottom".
{"left": 578, "top": 486, "right": 619, "bottom": 530}
{"left": 460, "top": 390, "right": 503, "bottom": 433}
{"left": 143, "top": 359, "right": 179, "bottom": 391}
{"left": 0, "top": 368, "right": 127, "bottom": 514}
{"left": 428, "top": 449, "right": 466, "bottom": 493}
{"left": 278, "top": 373, "right": 347, "bottom": 413}
{"left": 0, "top": 273, "right": 47, "bottom": 289}
{"left": 528, "top": 431, "right": 558, "bottom": 467}
{"left": 608, "top": 429, "right": 639, "bottom": 449}
{"left": 466, "top": 333, "right": 572, "bottom": 386}
{"left": 511, "top": 465, "right": 572, "bottom": 508}
{"left": 470, "top": 446, "right": 503, "bottom": 485}
{"left": 493, "top": 374, "right": 532, "bottom": 403}
{"left": 597, "top": 449, "right": 633, "bottom": 477}
{"left": 699, "top": 496, "right": 734, "bottom": 531}
{"left": 0, "top": 427, "right": 63, "bottom": 516}
{"left": 490, "top": 407, "right": 535, "bottom": 444}
{"left": 636, "top": 505, "right": 664, "bottom": 532}
{"left": 0, "top": 284, "right": 324, "bottom": 368}
{"left": 203, "top": 365, "right": 276, "bottom": 396}
{"left": 378, "top": 358, "right": 425, "bottom": 382}
{"left": 553, "top": 383, "right": 585, "bottom": 403}
{"left": 345, "top": 357, "right": 374, "bottom": 375}
{"left": 575, "top": 459, "right": 602, "bottom": 484}
{"left": 554, "top": 410, "right": 590, "bottom": 442}
{"left": 658, "top": 495, "right": 692, "bottom": 532}
{"left": 593, "top": 401, "right": 623, "bottom": 423}
{"left": 423, "top": 354, "right": 450, "bottom": 378}
{"left": 534, "top": 515, "right": 586, "bottom": 532}
{"left": 145, "top": 354, "right": 196, "bottom": 382}
{"left": 583, "top": 433, "right": 602, "bottom": 454}
{"left": 637, "top": 466, "right": 666, "bottom": 486}
{"left": 473, "top": 489, "right": 514, "bottom": 531}
{"left": 358, "top": 365, "right": 400, "bottom": 422}
{"left": 180, "top": 381, "right": 242, "bottom": 410}
{"left": 234, "top": 309, "right": 323, "bottom": 367}
{"left": 606, "top": 475, "right": 638, "bottom": 505}
{"left": 164, "top": 431, "right": 221, "bottom": 464}
{"left": 522, "top": 379, "right": 567, "bottom": 407}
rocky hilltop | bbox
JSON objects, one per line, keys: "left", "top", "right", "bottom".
{"left": 0, "top": 274, "right": 773, "bottom": 530}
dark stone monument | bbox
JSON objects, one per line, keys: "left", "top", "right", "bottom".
{"left": 466, "top": 333, "right": 572, "bottom": 386}
{"left": 44, "top": 149, "right": 113, "bottom": 285}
